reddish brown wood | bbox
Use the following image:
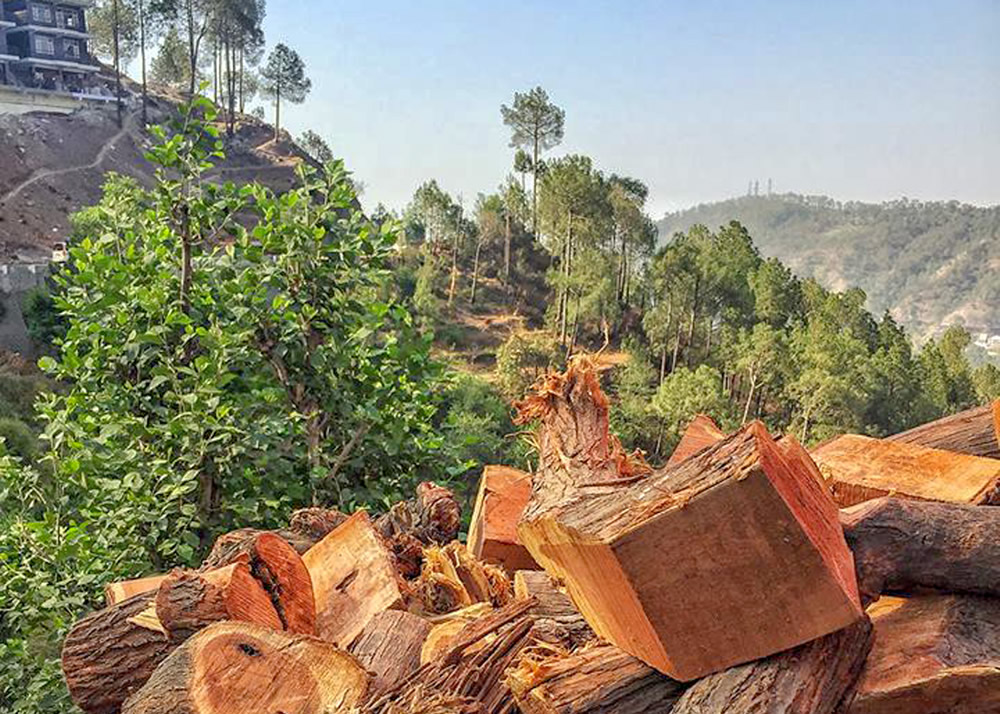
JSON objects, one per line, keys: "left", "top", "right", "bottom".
{"left": 201, "top": 529, "right": 315, "bottom": 635}
{"left": 848, "top": 595, "right": 1000, "bottom": 714}
{"left": 516, "top": 359, "right": 862, "bottom": 681}
{"left": 302, "top": 510, "right": 404, "bottom": 647}
{"left": 667, "top": 414, "right": 726, "bottom": 465}
{"left": 508, "top": 642, "right": 684, "bottom": 714}
{"left": 348, "top": 610, "right": 433, "bottom": 694}
{"left": 812, "top": 434, "right": 1000, "bottom": 507}
{"left": 841, "top": 497, "right": 1000, "bottom": 605}
{"left": 671, "top": 617, "right": 873, "bottom": 714}
{"left": 63, "top": 563, "right": 289, "bottom": 714}
{"left": 120, "top": 622, "right": 369, "bottom": 714}
{"left": 468, "top": 465, "right": 539, "bottom": 572}
{"left": 104, "top": 574, "right": 167, "bottom": 606}
{"left": 155, "top": 563, "right": 281, "bottom": 640}
{"left": 887, "top": 400, "right": 1000, "bottom": 459}
{"left": 513, "top": 570, "right": 593, "bottom": 649}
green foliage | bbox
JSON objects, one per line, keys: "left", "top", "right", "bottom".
{"left": 650, "top": 365, "right": 736, "bottom": 457}
{"left": 22, "top": 287, "right": 68, "bottom": 352}
{"left": 973, "top": 364, "right": 1000, "bottom": 402}
{"left": 494, "top": 332, "right": 561, "bottom": 402}
{"left": 0, "top": 96, "right": 459, "bottom": 707}
{"left": 150, "top": 25, "right": 191, "bottom": 88}
{"left": 260, "top": 43, "right": 311, "bottom": 135}
{"left": 298, "top": 129, "right": 334, "bottom": 165}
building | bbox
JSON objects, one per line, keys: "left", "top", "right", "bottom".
{"left": 0, "top": 0, "right": 100, "bottom": 93}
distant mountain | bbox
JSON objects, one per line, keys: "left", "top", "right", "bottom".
{"left": 657, "top": 194, "right": 1000, "bottom": 339}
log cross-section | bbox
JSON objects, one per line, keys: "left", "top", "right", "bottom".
{"left": 468, "top": 465, "right": 539, "bottom": 572}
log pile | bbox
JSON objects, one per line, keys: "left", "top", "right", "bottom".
{"left": 59, "top": 360, "right": 1000, "bottom": 713}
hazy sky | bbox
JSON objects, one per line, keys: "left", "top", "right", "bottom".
{"left": 260, "top": 1, "right": 1000, "bottom": 217}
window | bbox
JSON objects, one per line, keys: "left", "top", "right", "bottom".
{"left": 31, "top": 4, "right": 53, "bottom": 23}
{"left": 58, "top": 10, "right": 78, "bottom": 28}
{"left": 64, "top": 39, "right": 79, "bottom": 58}
{"left": 35, "top": 35, "right": 55, "bottom": 55}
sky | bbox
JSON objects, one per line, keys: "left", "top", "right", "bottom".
{"left": 257, "top": 0, "right": 1000, "bottom": 218}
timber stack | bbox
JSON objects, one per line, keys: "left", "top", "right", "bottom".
{"left": 59, "top": 360, "right": 1000, "bottom": 713}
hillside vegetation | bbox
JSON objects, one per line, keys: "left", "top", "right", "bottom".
{"left": 657, "top": 194, "right": 1000, "bottom": 339}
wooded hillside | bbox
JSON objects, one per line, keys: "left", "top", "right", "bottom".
{"left": 657, "top": 194, "right": 1000, "bottom": 340}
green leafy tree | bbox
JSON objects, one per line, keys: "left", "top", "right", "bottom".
{"left": 733, "top": 322, "right": 789, "bottom": 424}
{"left": 260, "top": 42, "right": 311, "bottom": 140}
{"left": 298, "top": 129, "right": 334, "bottom": 164}
{"left": 973, "top": 363, "right": 1000, "bottom": 402}
{"left": 501, "top": 87, "right": 565, "bottom": 233}
{"left": 150, "top": 24, "right": 192, "bottom": 87}
{"left": 651, "top": 364, "right": 735, "bottom": 458}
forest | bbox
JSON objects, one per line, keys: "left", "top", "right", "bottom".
{"left": 1, "top": 80, "right": 999, "bottom": 712}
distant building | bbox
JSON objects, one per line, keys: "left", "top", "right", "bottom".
{"left": 0, "top": 0, "right": 100, "bottom": 93}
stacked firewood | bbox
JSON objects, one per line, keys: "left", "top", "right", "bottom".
{"left": 60, "top": 360, "right": 1000, "bottom": 713}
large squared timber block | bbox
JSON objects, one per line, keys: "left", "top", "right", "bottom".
{"left": 519, "top": 421, "right": 863, "bottom": 681}
{"left": 468, "top": 465, "right": 539, "bottom": 572}
{"left": 848, "top": 594, "right": 1000, "bottom": 714}
{"left": 811, "top": 434, "right": 1000, "bottom": 508}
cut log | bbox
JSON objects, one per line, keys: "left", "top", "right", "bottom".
{"left": 508, "top": 642, "right": 684, "bottom": 714}
{"left": 303, "top": 510, "right": 404, "bottom": 647}
{"left": 848, "top": 595, "right": 1000, "bottom": 714}
{"left": 349, "top": 610, "right": 433, "bottom": 694}
{"left": 842, "top": 497, "right": 1000, "bottom": 604}
{"left": 671, "top": 617, "right": 873, "bottom": 714}
{"left": 516, "top": 359, "right": 862, "bottom": 681}
{"left": 887, "top": 400, "right": 1000, "bottom": 459}
{"left": 120, "top": 621, "right": 369, "bottom": 714}
{"left": 105, "top": 574, "right": 167, "bottom": 606}
{"left": 667, "top": 414, "right": 726, "bottom": 465}
{"left": 286, "top": 506, "right": 349, "bottom": 551}
{"left": 811, "top": 434, "right": 1000, "bottom": 507}
{"left": 421, "top": 602, "right": 495, "bottom": 664}
{"left": 201, "top": 529, "right": 315, "bottom": 635}
{"left": 62, "top": 593, "right": 174, "bottom": 714}
{"left": 513, "top": 570, "right": 593, "bottom": 649}
{"left": 63, "top": 563, "right": 287, "bottom": 714}
{"left": 468, "top": 465, "right": 539, "bottom": 572}
{"left": 366, "top": 598, "right": 538, "bottom": 714}
{"left": 155, "top": 563, "right": 282, "bottom": 640}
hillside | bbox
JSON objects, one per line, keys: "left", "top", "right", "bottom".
{"left": 657, "top": 194, "right": 1000, "bottom": 340}
{"left": 0, "top": 91, "right": 308, "bottom": 261}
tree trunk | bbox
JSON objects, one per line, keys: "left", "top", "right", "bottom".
{"left": 105, "top": 574, "right": 167, "bottom": 606}
{"left": 671, "top": 317, "right": 683, "bottom": 372}
{"left": 348, "top": 610, "right": 432, "bottom": 695}
{"left": 120, "top": 622, "right": 370, "bottom": 714}
{"left": 470, "top": 237, "right": 483, "bottom": 304}
{"left": 186, "top": 1, "right": 197, "bottom": 96}
{"left": 274, "top": 81, "right": 281, "bottom": 141}
{"left": 508, "top": 643, "right": 685, "bottom": 714}
{"left": 812, "top": 434, "right": 1000, "bottom": 508}
{"left": 841, "top": 497, "right": 1000, "bottom": 606}
{"left": 847, "top": 594, "right": 1000, "bottom": 714}
{"left": 686, "top": 275, "right": 700, "bottom": 366}
{"left": 531, "top": 129, "right": 539, "bottom": 234}
{"left": 238, "top": 46, "right": 245, "bottom": 112}
{"left": 138, "top": 0, "right": 146, "bottom": 126}
{"left": 741, "top": 372, "right": 757, "bottom": 425}
{"left": 887, "top": 400, "right": 1000, "bottom": 458}
{"left": 670, "top": 617, "right": 873, "bottom": 714}
{"left": 503, "top": 209, "right": 511, "bottom": 288}
{"left": 447, "top": 229, "right": 460, "bottom": 305}
{"left": 112, "top": 0, "right": 122, "bottom": 129}
{"left": 515, "top": 363, "right": 863, "bottom": 681}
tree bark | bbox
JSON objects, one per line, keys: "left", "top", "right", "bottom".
{"left": 503, "top": 209, "right": 511, "bottom": 287}
{"left": 671, "top": 617, "right": 873, "bottom": 714}
{"left": 120, "top": 622, "right": 370, "bottom": 714}
{"left": 841, "top": 497, "right": 1000, "bottom": 606}
{"left": 348, "top": 610, "right": 432, "bottom": 695}
{"left": 470, "top": 237, "right": 483, "bottom": 304}
{"left": 513, "top": 570, "right": 593, "bottom": 649}
{"left": 887, "top": 400, "right": 1000, "bottom": 458}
